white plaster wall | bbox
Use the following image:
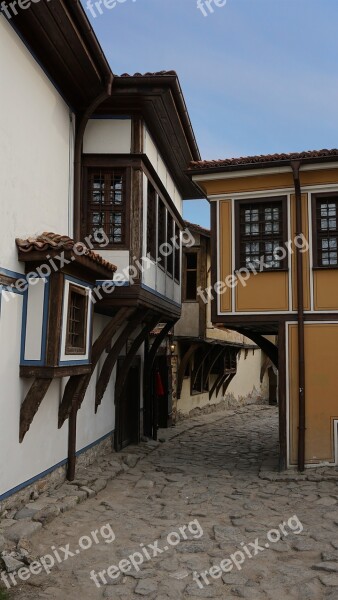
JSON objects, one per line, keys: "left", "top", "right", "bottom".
{"left": 23, "top": 278, "right": 46, "bottom": 361}
{"left": 0, "top": 293, "right": 68, "bottom": 496}
{"left": 0, "top": 16, "right": 72, "bottom": 273}
{"left": 83, "top": 119, "right": 132, "bottom": 154}
{"left": 144, "top": 127, "right": 183, "bottom": 214}
{"left": 227, "top": 349, "right": 265, "bottom": 400}
{"left": 97, "top": 250, "right": 130, "bottom": 282}
{"left": 76, "top": 314, "right": 116, "bottom": 451}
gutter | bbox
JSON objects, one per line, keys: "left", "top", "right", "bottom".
{"left": 291, "top": 160, "right": 306, "bottom": 472}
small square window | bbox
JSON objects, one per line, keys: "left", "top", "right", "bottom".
{"left": 65, "top": 285, "right": 88, "bottom": 355}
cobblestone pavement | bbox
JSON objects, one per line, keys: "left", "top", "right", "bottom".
{"left": 5, "top": 405, "right": 338, "bottom": 600}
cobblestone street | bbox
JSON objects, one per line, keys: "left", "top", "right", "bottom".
{"left": 7, "top": 405, "right": 338, "bottom": 600}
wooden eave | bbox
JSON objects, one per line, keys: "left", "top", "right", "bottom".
{"left": 17, "top": 249, "right": 116, "bottom": 282}
{"left": 95, "top": 80, "right": 204, "bottom": 200}
{"left": 6, "top": 0, "right": 112, "bottom": 111}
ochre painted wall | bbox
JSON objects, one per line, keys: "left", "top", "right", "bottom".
{"left": 235, "top": 271, "right": 289, "bottom": 312}
{"left": 197, "top": 167, "right": 338, "bottom": 197}
{"left": 289, "top": 323, "right": 338, "bottom": 465}
{"left": 290, "top": 193, "right": 311, "bottom": 311}
{"left": 220, "top": 201, "right": 232, "bottom": 312}
{"left": 314, "top": 270, "right": 338, "bottom": 311}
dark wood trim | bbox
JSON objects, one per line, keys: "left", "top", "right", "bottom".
{"left": 203, "top": 346, "right": 226, "bottom": 389}
{"left": 20, "top": 378, "right": 53, "bottom": 442}
{"left": 58, "top": 307, "right": 132, "bottom": 428}
{"left": 0, "top": 274, "right": 16, "bottom": 286}
{"left": 235, "top": 329, "right": 278, "bottom": 368}
{"left": 131, "top": 115, "right": 144, "bottom": 154}
{"left": 177, "top": 342, "right": 202, "bottom": 399}
{"left": 234, "top": 195, "right": 288, "bottom": 272}
{"left": 222, "top": 371, "right": 236, "bottom": 396}
{"left": 65, "top": 283, "right": 88, "bottom": 356}
{"left": 45, "top": 272, "right": 64, "bottom": 367}
{"left": 291, "top": 161, "right": 306, "bottom": 472}
{"left": 81, "top": 164, "right": 131, "bottom": 250}
{"left": 210, "top": 202, "right": 218, "bottom": 324}
{"left": 190, "top": 344, "right": 214, "bottom": 391}
{"left": 81, "top": 154, "right": 186, "bottom": 229}
{"left": 20, "top": 364, "right": 92, "bottom": 379}
{"left": 115, "top": 316, "right": 161, "bottom": 451}
{"left": 278, "top": 320, "right": 287, "bottom": 471}
{"left": 95, "top": 309, "right": 147, "bottom": 411}
{"left": 311, "top": 190, "right": 338, "bottom": 269}
{"left": 208, "top": 347, "right": 228, "bottom": 399}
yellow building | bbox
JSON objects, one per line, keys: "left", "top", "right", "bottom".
{"left": 189, "top": 149, "right": 338, "bottom": 470}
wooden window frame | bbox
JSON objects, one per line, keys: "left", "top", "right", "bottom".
{"left": 82, "top": 163, "right": 131, "bottom": 250}
{"left": 65, "top": 285, "right": 89, "bottom": 355}
{"left": 174, "top": 222, "right": 181, "bottom": 284}
{"left": 147, "top": 181, "right": 157, "bottom": 260}
{"left": 235, "top": 196, "right": 288, "bottom": 272}
{"left": 312, "top": 191, "right": 338, "bottom": 269}
{"left": 166, "top": 212, "right": 174, "bottom": 278}
{"left": 183, "top": 250, "right": 199, "bottom": 302}
{"left": 157, "top": 198, "right": 167, "bottom": 272}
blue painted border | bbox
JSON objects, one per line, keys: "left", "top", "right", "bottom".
{"left": 20, "top": 277, "right": 50, "bottom": 367}
{"left": 0, "top": 430, "right": 114, "bottom": 502}
{"left": 141, "top": 283, "right": 181, "bottom": 308}
{"left": 0, "top": 283, "right": 24, "bottom": 318}
{"left": 0, "top": 266, "right": 25, "bottom": 279}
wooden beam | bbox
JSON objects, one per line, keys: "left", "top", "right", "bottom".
{"left": 20, "top": 378, "right": 53, "bottom": 442}
{"left": 222, "top": 372, "right": 236, "bottom": 396}
{"left": 235, "top": 329, "right": 278, "bottom": 368}
{"left": 191, "top": 343, "right": 214, "bottom": 391}
{"left": 177, "top": 342, "right": 202, "bottom": 399}
{"left": 115, "top": 316, "right": 161, "bottom": 451}
{"left": 59, "top": 307, "right": 132, "bottom": 428}
{"left": 208, "top": 347, "right": 228, "bottom": 400}
{"left": 95, "top": 309, "right": 148, "bottom": 412}
{"left": 203, "top": 345, "right": 226, "bottom": 390}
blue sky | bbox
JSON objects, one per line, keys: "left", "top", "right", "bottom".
{"left": 82, "top": 0, "right": 338, "bottom": 227}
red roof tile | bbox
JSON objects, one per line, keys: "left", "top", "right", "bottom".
{"left": 16, "top": 233, "right": 117, "bottom": 273}
{"left": 189, "top": 148, "right": 338, "bottom": 171}
{"left": 184, "top": 220, "right": 210, "bottom": 238}
{"left": 118, "top": 70, "right": 177, "bottom": 78}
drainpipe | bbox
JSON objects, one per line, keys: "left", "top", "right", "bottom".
{"left": 291, "top": 160, "right": 306, "bottom": 472}
{"left": 67, "top": 76, "right": 113, "bottom": 481}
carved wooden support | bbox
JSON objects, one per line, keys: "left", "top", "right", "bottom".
{"left": 58, "top": 307, "right": 132, "bottom": 428}
{"left": 177, "top": 342, "right": 202, "bottom": 399}
{"left": 208, "top": 347, "right": 229, "bottom": 400}
{"left": 221, "top": 372, "right": 236, "bottom": 397}
{"left": 95, "top": 309, "right": 148, "bottom": 412}
{"left": 20, "top": 378, "right": 53, "bottom": 442}
{"left": 203, "top": 345, "right": 226, "bottom": 390}
{"left": 190, "top": 344, "right": 214, "bottom": 391}
{"left": 236, "top": 329, "right": 278, "bottom": 368}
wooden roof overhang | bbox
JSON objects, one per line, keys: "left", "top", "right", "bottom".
{"left": 95, "top": 74, "right": 204, "bottom": 200}
{"left": 5, "top": 0, "right": 112, "bottom": 112}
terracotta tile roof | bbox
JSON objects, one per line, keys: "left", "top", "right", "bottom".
{"left": 184, "top": 220, "right": 210, "bottom": 238}
{"left": 189, "top": 148, "right": 338, "bottom": 171}
{"left": 16, "top": 233, "right": 117, "bottom": 273}
{"left": 118, "top": 70, "right": 177, "bottom": 78}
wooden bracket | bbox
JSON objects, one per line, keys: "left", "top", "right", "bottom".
{"left": 177, "top": 342, "right": 202, "bottom": 399}
{"left": 20, "top": 378, "right": 53, "bottom": 442}
{"left": 95, "top": 308, "right": 148, "bottom": 412}
{"left": 58, "top": 307, "right": 132, "bottom": 428}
